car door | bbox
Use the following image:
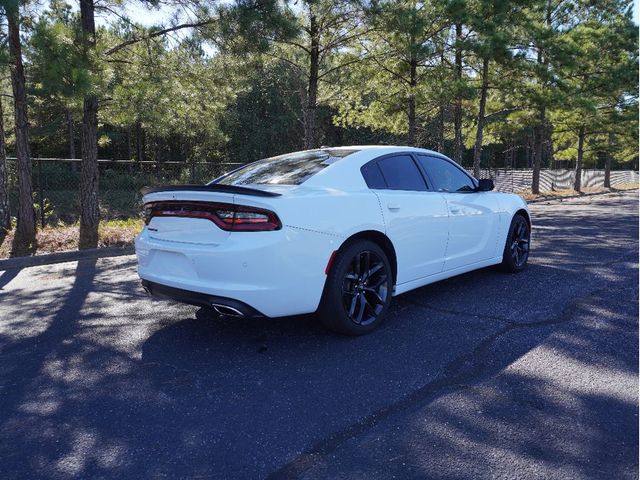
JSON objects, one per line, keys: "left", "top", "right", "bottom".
{"left": 362, "top": 154, "right": 449, "bottom": 284}
{"left": 416, "top": 154, "right": 501, "bottom": 271}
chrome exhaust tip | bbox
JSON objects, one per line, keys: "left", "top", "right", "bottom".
{"left": 211, "top": 303, "right": 244, "bottom": 317}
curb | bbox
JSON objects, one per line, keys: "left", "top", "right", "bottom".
{"left": 0, "top": 246, "right": 135, "bottom": 270}
{"left": 526, "top": 189, "right": 635, "bottom": 204}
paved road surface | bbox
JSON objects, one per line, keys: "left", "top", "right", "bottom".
{"left": 0, "top": 191, "right": 637, "bottom": 479}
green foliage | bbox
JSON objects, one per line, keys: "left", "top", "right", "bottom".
{"left": 550, "top": 0, "right": 638, "bottom": 167}
{"left": 329, "top": 1, "right": 452, "bottom": 148}
{"left": 29, "top": 2, "right": 89, "bottom": 103}
{"left": 104, "top": 35, "right": 234, "bottom": 161}
{"left": 1, "top": 0, "right": 638, "bottom": 197}
{"left": 32, "top": 192, "right": 55, "bottom": 223}
{"left": 221, "top": 60, "right": 304, "bottom": 160}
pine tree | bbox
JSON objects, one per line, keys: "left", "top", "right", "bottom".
{"left": 551, "top": 0, "right": 637, "bottom": 191}
{"left": 4, "top": 1, "right": 36, "bottom": 255}
{"left": 467, "top": 0, "right": 525, "bottom": 178}
{"left": 0, "top": 92, "right": 9, "bottom": 243}
{"left": 330, "top": 0, "right": 450, "bottom": 147}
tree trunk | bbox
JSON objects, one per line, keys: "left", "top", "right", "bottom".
{"left": 154, "top": 133, "right": 159, "bottom": 163}
{"left": 303, "top": 7, "right": 319, "bottom": 150}
{"left": 80, "top": 97, "right": 99, "bottom": 248}
{"left": 531, "top": 106, "right": 545, "bottom": 194}
{"left": 127, "top": 125, "right": 133, "bottom": 160}
{"left": 136, "top": 120, "right": 144, "bottom": 161}
{"left": 436, "top": 105, "right": 444, "bottom": 152}
{"left": 79, "top": 0, "right": 100, "bottom": 249}
{"left": 407, "top": 57, "right": 417, "bottom": 146}
{"left": 0, "top": 95, "right": 10, "bottom": 242}
{"left": 546, "top": 127, "right": 555, "bottom": 168}
{"left": 66, "top": 108, "right": 75, "bottom": 159}
{"left": 574, "top": 125, "right": 585, "bottom": 192}
{"left": 472, "top": 57, "right": 489, "bottom": 179}
{"left": 604, "top": 132, "right": 613, "bottom": 188}
{"left": 532, "top": 2, "right": 552, "bottom": 194}
{"left": 8, "top": 11, "right": 36, "bottom": 255}
{"left": 142, "top": 127, "right": 146, "bottom": 161}
{"left": 453, "top": 22, "right": 463, "bottom": 164}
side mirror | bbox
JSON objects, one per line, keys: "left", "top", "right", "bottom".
{"left": 478, "top": 178, "right": 494, "bottom": 191}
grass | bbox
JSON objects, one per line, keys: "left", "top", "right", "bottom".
{"left": 0, "top": 218, "right": 144, "bottom": 259}
{"left": 519, "top": 185, "right": 638, "bottom": 202}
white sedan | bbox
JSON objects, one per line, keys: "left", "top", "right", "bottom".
{"left": 135, "top": 146, "right": 530, "bottom": 335}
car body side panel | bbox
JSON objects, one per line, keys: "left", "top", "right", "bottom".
{"left": 394, "top": 255, "right": 504, "bottom": 296}
{"left": 387, "top": 192, "right": 528, "bottom": 296}
{"left": 373, "top": 190, "right": 449, "bottom": 283}
{"left": 226, "top": 188, "right": 386, "bottom": 240}
{"left": 441, "top": 192, "right": 502, "bottom": 271}
{"left": 492, "top": 192, "right": 531, "bottom": 254}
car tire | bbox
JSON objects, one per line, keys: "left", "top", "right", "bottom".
{"left": 318, "top": 239, "right": 393, "bottom": 335}
{"left": 500, "top": 213, "right": 530, "bottom": 273}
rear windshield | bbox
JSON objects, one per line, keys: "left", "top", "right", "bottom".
{"left": 212, "top": 148, "right": 360, "bottom": 186}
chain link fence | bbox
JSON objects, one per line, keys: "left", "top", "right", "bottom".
{"left": 6, "top": 158, "right": 241, "bottom": 227}
{"left": 470, "top": 168, "right": 639, "bottom": 193}
{"left": 4, "top": 158, "right": 639, "bottom": 228}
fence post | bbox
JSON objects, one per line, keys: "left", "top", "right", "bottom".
{"left": 37, "top": 157, "right": 45, "bottom": 229}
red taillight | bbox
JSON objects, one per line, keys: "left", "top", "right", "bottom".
{"left": 144, "top": 201, "right": 281, "bottom": 232}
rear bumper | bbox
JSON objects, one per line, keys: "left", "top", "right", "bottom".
{"left": 135, "top": 225, "right": 340, "bottom": 317}
{"left": 141, "top": 280, "right": 264, "bottom": 317}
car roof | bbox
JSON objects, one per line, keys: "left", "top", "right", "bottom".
{"left": 323, "top": 145, "right": 444, "bottom": 156}
{"left": 302, "top": 145, "right": 453, "bottom": 190}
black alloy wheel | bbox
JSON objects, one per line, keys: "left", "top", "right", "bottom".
{"left": 511, "top": 217, "right": 530, "bottom": 267}
{"left": 341, "top": 250, "right": 389, "bottom": 326}
{"left": 501, "top": 214, "right": 530, "bottom": 272}
{"left": 318, "top": 240, "right": 393, "bottom": 335}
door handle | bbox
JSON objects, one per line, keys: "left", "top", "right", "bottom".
{"left": 387, "top": 203, "right": 400, "bottom": 211}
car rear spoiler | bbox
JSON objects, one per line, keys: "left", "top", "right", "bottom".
{"left": 140, "top": 184, "right": 282, "bottom": 197}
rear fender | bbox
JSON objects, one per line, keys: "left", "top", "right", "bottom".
{"left": 233, "top": 189, "right": 385, "bottom": 239}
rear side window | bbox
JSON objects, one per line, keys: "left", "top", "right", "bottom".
{"left": 361, "top": 162, "right": 387, "bottom": 189}
{"left": 213, "top": 148, "right": 359, "bottom": 186}
{"left": 417, "top": 155, "right": 476, "bottom": 192}
{"left": 376, "top": 155, "right": 427, "bottom": 191}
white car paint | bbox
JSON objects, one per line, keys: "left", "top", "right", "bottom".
{"left": 441, "top": 191, "right": 502, "bottom": 271}
{"left": 374, "top": 189, "right": 449, "bottom": 282}
{"left": 135, "top": 146, "right": 529, "bottom": 317}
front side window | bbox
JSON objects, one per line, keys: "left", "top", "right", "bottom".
{"left": 417, "top": 155, "right": 476, "bottom": 192}
{"left": 376, "top": 155, "right": 427, "bottom": 191}
{"left": 213, "top": 148, "right": 360, "bottom": 186}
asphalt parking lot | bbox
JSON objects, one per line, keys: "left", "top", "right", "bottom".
{"left": 0, "top": 190, "right": 637, "bottom": 480}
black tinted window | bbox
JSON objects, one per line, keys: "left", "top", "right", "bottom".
{"left": 377, "top": 155, "right": 427, "bottom": 191}
{"left": 213, "top": 148, "right": 359, "bottom": 186}
{"left": 417, "top": 155, "right": 476, "bottom": 192}
{"left": 361, "top": 162, "right": 387, "bottom": 189}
